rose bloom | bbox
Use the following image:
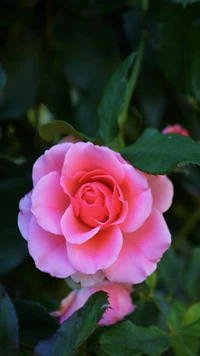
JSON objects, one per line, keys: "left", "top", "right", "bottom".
{"left": 51, "top": 282, "right": 135, "bottom": 326}
{"left": 18, "top": 141, "right": 173, "bottom": 286}
{"left": 162, "top": 124, "right": 190, "bottom": 136}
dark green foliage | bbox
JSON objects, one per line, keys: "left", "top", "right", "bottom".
{"left": 98, "top": 52, "right": 137, "bottom": 144}
{"left": 14, "top": 300, "right": 59, "bottom": 350}
{"left": 0, "top": 285, "right": 18, "bottom": 356}
{"left": 99, "top": 321, "right": 170, "bottom": 356}
{"left": 1, "top": 1, "right": 200, "bottom": 355}
{"left": 34, "top": 292, "right": 109, "bottom": 356}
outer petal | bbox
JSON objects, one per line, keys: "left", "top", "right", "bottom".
{"left": 31, "top": 172, "right": 69, "bottom": 235}
{"left": 96, "top": 283, "right": 135, "bottom": 326}
{"left": 51, "top": 290, "right": 78, "bottom": 321}
{"left": 33, "top": 143, "right": 72, "bottom": 186}
{"left": 145, "top": 174, "right": 173, "bottom": 213}
{"left": 61, "top": 205, "right": 100, "bottom": 243}
{"left": 67, "top": 226, "right": 123, "bottom": 274}
{"left": 53, "top": 282, "right": 135, "bottom": 326}
{"left": 104, "top": 209, "right": 171, "bottom": 284}
{"left": 18, "top": 191, "right": 32, "bottom": 240}
{"left": 56, "top": 289, "right": 94, "bottom": 323}
{"left": 120, "top": 165, "right": 152, "bottom": 233}
{"left": 28, "top": 217, "right": 76, "bottom": 278}
{"left": 61, "top": 142, "right": 125, "bottom": 184}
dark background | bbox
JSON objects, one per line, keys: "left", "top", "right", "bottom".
{"left": 0, "top": 0, "right": 200, "bottom": 336}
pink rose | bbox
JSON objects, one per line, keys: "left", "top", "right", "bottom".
{"left": 51, "top": 282, "right": 135, "bottom": 326}
{"left": 162, "top": 124, "right": 190, "bottom": 136}
{"left": 18, "top": 141, "right": 173, "bottom": 285}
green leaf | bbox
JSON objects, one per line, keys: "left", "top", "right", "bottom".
{"left": 168, "top": 301, "right": 187, "bottom": 329}
{"left": 168, "top": 301, "right": 199, "bottom": 356}
{"left": 34, "top": 291, "right": 109, "bottom": 356}
{"left": 0, "top": 33, "right": 41, "bottom": 119}
{"left": 0, "top": 284, "right": 18, "bottom": 356}
{"left": 39, "top": 120, "right": 97, "bottom": 143}
{"left": 0, "top": 164, "right": 29, "bottom": 275}
{"left": 98, "top": 52, "right": 136, "bottom": 144}
{"left": 14, "top": 300, "right": 59, "bottom": 350}
{"left": 157, "top": 248, "right": 181, "bottom": 291}
{"left": 170, "top": 333, "right": 199, "bottom": 356}
{"left": 181, "top": 302, "right": 200, "bottom": 336}
{"left": 120, "top": 128, "right": 200, "bottom": 174}
{"left": 131, "top": 300, "right": 159, "bottom": 327}
{"left": 0, "top": 227, "right": 28, "bottom": 276}
{"left": 100, "top": 321, "right": 170, "bottom": 356}
{"left": 185, "top": 247, "right": 200, "bottom": 302}
{"left": 145, "top": 271, "right": 158, "bottom": 292}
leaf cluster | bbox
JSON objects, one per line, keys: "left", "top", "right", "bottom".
{"left": 1, "top": 1, "right": 200, "bottom": 355}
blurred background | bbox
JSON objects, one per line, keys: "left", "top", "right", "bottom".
{"left": 0, "top": 0, "right": 200, "bottom": 320}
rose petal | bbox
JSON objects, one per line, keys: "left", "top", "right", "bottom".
{"left": 78, "top": 201, "right": 109, "bottom": 227}
{"left": 112, "top": 151, "right": 127, "bottom": 164}
{"left": 58, "top": 289, "right": 93, "bottom": 323}
{"left": 28, "top": 217, "right": 76, "bottom": 278}
{"left": 61, "top": 142, "right": 125, "bottom": 184}
{"left": 33, "top": 143, "right": 71, "bottom": 186}
{"left": 54, "top": 282, "right": 135, "bottom": 326}
{"left": 96, "top": 283, "right": 135, "bottom": 326}
{"left": 162, "top": 124, "right": 190, "bottom": 136}
{"left": 145, "top": 174, "right": 173, "bottom": 213}
{"left": 31, "top": 171, "right": 69, "bottom": 235}
{"left": 120, "top": 164, "right": 152, "bottom": 233}
{"left": 104, "top": 209, "right": 171, "bottom": 284}
{"left": 51, "top": 290, "right": 78, "bottom": 319}
{"left": 61, "top": 205, "right": 100, "bottom": 243}
{"left": 18, "top": 191, "right": 32, "bottom": 240}
{"left": 67, "top": 226, "right": 123, "bottom": 274}
{"left": 76, "top": 182, "right": 111, "bottom": 226}
{"left": 104, "top": 184, "right": 128, "bottom": 227}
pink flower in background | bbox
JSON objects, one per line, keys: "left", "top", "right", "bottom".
{"left": 162, "top": 124, "right": 190, "bottom": 136}
{"left": 18, "top": 141, "right": 173, "bottom": 286}
{"left": 59, "top": 135, "right": 80, "bottom": 144}
{"left": 52, "top": 282, "right": 135, "bottom": 326}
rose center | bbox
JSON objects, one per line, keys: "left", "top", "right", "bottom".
{"left": 74, "top": 182, "right": 112, "bottom": 227}
{"left": 82, "top": 187, "right": 97, "bottom": 204}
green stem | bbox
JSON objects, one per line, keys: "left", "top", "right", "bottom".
{"left": 121, "top": 39, "right": 145, "bottom": 122}
{"left": 151, "top": 298, "right": 173, "bottom": 332}
{"left": 141, "top": 0, "right": 149, "bottom": 15}
{"left": 65, "top": 277, "right": 81, "bottom": 290}
{"left": 118, "top": 38, "right": 145, "bottom": 147}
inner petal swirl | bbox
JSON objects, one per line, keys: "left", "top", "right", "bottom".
{"left": 74, "top": 182, "right": 111, "bottom": 227}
